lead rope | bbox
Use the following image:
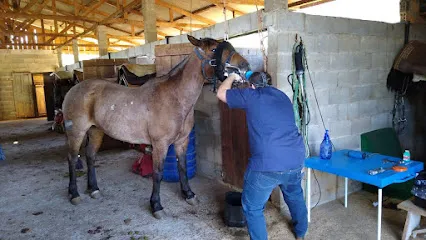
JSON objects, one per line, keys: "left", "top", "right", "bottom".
{"left": 291, "top": 36, "right": 310, "bottom": 158}
{"left": 255, "top": 4, "right": 267, "bottom": 71}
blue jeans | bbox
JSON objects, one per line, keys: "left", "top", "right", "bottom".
{"left": 242, "top": 167, "right": 308, "bottom": 240}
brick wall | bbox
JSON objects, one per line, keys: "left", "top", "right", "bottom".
{"left": 0, "top": 49, "right": 58, "bottom": 120}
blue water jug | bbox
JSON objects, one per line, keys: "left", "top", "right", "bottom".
{"left": 320, "top": 129, "right": 333, "bottom": 159}
{"left": 0, "top": 144, "right": 5, "bottom": 161}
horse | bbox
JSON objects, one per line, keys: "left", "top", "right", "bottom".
{"left": 62, "top": 35, "right": 250, "bottom": 219}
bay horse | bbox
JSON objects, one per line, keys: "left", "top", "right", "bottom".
{"left": 62, "top": 35, "right": 250, "bottom": 219}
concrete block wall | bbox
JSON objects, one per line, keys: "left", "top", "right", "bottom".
{"left": 267, "top": 10, "right": 407, "bottom": 208}
{"left": 0, "top": 49, "right": 58, "bottom": 120}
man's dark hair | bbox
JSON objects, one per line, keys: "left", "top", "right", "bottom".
{"left": 248, "top": 71, "right": 272, "bottom": 88}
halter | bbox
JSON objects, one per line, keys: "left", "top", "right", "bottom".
{"left": 194, "top": 41, "right": 238, "bottom": 92}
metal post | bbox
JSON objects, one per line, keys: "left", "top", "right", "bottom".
{"left": 345, "top": 177, "right": 348, "bottom": 208}
{"left": 307, "top": 168, "right": 311, "bottom": 222}
{"left": 377, "top": 188, "right": 382, "bottom": 240}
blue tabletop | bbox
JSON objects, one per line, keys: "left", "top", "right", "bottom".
{"left": 305, "top": 149, "right": 424, "bottom": 188}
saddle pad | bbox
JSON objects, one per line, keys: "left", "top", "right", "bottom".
{"left": 394, "top": 40, "right": 426, "bottom": 76}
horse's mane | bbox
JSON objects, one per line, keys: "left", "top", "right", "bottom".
{"left": 168, "top": 55, "right": 190, "bottom": 77}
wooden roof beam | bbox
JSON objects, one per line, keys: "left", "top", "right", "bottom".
{"left": 54, "top": 0, "right": 140, "bottom": 49}
{"left": 206, "top": 0, "right": 246, "bottom": 16}
{"left": 81, "top": 0, "right": 107, "bottom": 17}
{"left": 2, "top": 12, "right": 98, "bottom": 23}
{"left": 21, "top": 0, "right": 40, "bottom": 12}
{"left": 223, "top": 0, "right": 263, "bottom": 5}
{"left": 289, "top": 0, "right": 334, "bottom": 9}
{"left": 13, "top": 0, "right": 51, "bottom": 32}
{"left": 288, "top": 0, "right": 331, "bottom": 8}
{"left": 57, "top": 0, "right": 109, "bottom": 18}
{"left": 44, "top": 22, "right": 74, "bottom": 44}
{"left": 0, "top": 43, "right": 134, "bottom": 47}
{"left": 41, "top": 4, "right": 134, "bottom": 37}
{"left": 155, "top": 0, "right": 216, "bottom": 25}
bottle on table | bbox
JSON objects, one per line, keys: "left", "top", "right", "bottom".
{"left": 403, "top": 150, "right": 411, "bottom": 163}
{"left": 320, "top": 129, "right": 333, "bottom": 160}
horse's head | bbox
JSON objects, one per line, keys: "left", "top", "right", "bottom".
{"left": 187, "top": 35, "right": 250, "bottom": 89}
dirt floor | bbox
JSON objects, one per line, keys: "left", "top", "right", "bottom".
{"left": 0, "top": 118, "right": 425, "bottom": 240}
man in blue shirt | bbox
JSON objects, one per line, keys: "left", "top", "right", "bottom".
{"left": 216, "top": 71, "right": 308, "bottom": 240}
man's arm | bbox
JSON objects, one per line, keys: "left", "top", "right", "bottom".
{"left": 216, "top": 73, "right": 241, "bottom": 103}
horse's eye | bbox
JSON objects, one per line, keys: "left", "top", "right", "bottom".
{"left": 212, "top": 49, "right": 216, "bottom": 52}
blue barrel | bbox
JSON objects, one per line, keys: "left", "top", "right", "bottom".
{"left": 163, "top": 128, "right": 196, "bottom": 182}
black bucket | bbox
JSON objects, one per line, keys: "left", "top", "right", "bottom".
{"left": 224, "top": 191, "right": 246, "bottom": 228}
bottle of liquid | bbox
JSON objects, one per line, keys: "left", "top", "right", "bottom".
{"left": 320, "top": 130, "right": 333, "bottom": 160}
{"left": 403, "top": 150, "right": 410, "bottom": 163}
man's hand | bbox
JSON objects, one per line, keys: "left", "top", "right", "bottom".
{"left": 216, "top": 73, "right": 241, "bottom": 103}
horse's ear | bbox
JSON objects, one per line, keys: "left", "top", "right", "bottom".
{"left": 187, "top": 35, "right": 201, "bottom": 47}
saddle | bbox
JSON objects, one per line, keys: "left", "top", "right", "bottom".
{"left": 387, "top": 40, "right": 426, "bottom": 94}
{"left": 394, "top": 40, "right": 426, "bottom": 76}
{"left": 118, "top": 64, "right": 156, "bottom": 86}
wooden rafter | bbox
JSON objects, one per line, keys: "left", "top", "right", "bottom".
{"left": 206, "top": 0, "right": 246, "bottom": 16}
{"left": 222, "top": 0, "right": 263, "bottom": 5}
{"left": 44, "top": 23, "right": 74, "bottom": 44}
{"left": 41, "top": 18, "right": 45, "bottom": 44}
{"left": 58, "top": 0, "right": 109, "bottom": 18}
{"left": 2, "top": 12, "right": 98, "bottom": 23}
{"left": 81, "top": 0, "right": 107, "bottom": 17}
{"left": 3, "top": 31, "right": 146, "bottom": 41}
{"left": 155, "top": 0, "right": 216, "bottom": 25}
{"left": 41, "top": 3, "right": 134, "bottom": 37}
{"left": 13, "top": 0, "right": 50, "bottom": 31}
{"left": 0, "top": 24, "right": 7, "bottom": 33}
{"left": 1, "top": 43, "right": 133, "bottom": 47}
{"left": 289, "top": 0, "right": 334, "bottom": 9}
{"left": 288, "top": 0, "right": 325, "bottom": 8}
{"left": 54, "top": 0, "right": 140, "bottom": 49}
{"left": 11, "top": 0, "right": 21, "bottom": 9}
{"left": 21, "top": 0, "right": 39, "bottom": 12}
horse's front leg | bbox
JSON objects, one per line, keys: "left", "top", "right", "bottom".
{"left": 150, "top": 141, "right": 168, "bottom": 219}
{"left": 174, "top": 137, "right": 197, "bottom": 205}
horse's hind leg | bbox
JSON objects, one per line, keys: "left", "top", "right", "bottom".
{"left": 66, "top": 125, "right": 90, "bottom": 205}
{"left": 174, "top": 137, "right": 196, "bottom": 205}
{"left": 150, "top": 140, "right": 168, "bottom": 219}
{"left": 85, "top": 126, "right": 104, "bottom": 199}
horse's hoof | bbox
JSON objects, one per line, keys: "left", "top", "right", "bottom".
{"left": 153, "top": 210, "right": 167, "bottom": 219}
{"left": 70, "top": 196, "right": 81, "bottom": 205}
{"left": 90, "top": 190, "right": 100, "bottom": 199}
{"left": 185, "top": 195, "right": 197, "bottom": 206}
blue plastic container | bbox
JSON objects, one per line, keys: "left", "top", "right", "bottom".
{"left": 163, "top": 128, "right": 196, "bottom": 182}
{"left": 320, "top": 129, "right": 333, "bottom": 159}
{"left": 0, "top": 144, "right": 5, "bottom": 161}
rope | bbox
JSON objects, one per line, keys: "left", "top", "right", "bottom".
{"left": 255, "top": 4, "right": 267, "bottom": 71}
{"left": 291, "top": 36, "right": 328, "bottom": 209}
{"left": 223, "top": 0, "right": 229, "bottom": 41}
{"left": 189, "top": 0, "right": 193, "bottom": 34}
{"left": 291, "top": 35, "right": 310, "bottom": 158}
